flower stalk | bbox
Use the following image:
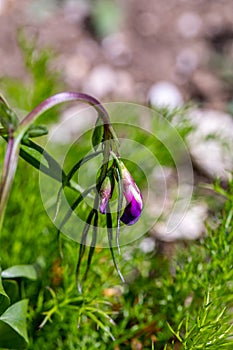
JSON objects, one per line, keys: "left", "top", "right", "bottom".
{"left": 0, "top": 91, "right": 143, "bottom": 287}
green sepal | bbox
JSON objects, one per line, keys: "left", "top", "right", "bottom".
{"left": 0, "top": 97, "right": 19, "bottom": 130}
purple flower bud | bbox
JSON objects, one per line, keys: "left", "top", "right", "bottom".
{"left": 99, "top": 176, "right": 112, "bottom": 214}
{"left": 119, "top": 161, "right": 143, "bottom": 226}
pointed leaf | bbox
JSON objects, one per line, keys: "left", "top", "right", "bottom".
{"left": 0, "top": 299, "right": 29, "bottom": 349}
{"left": 0, "top": 270, "right": 10, "bottom": 314}
{"left": 2, "top": 264, "right": 38, "bottom": 281}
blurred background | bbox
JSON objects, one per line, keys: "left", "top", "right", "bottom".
{"left": 1, "top": 2, "right": 233, "bottom": 349}
{"left": 1, "top": 0, "right": 233, "bottom": 242}
{"left": 0, "top": 0, "right": 233, "bottom": 109}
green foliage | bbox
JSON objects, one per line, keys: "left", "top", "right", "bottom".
{"left": 2, "top": 123, "right": 233, "bottom": 349}
{"left": 0, "top": 30, "right": 63, "bottom": 124}
{"left": 0, "top": 299, "right": 29, "bottom": 349}
{"left": 90, "top": 0, "right": 123, "bottom": 38}
{"left": 2, "top": 265, "right": 38, "bottom": 281}
{"left": 168, "top": 292, "right": 233, "bottom": 349}
{"left": 1, "top": 34, "right": 233, "bottom": 350}
{"left": 0, "top": 270, "right": 10, "bottom": 313}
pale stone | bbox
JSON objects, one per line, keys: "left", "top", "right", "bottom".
{"left": 148, "top": 81, "right": 183, "bottom": 109}
{"left": 177, "top": 12, "right": 202, "bottom": 38}
{"left": 155, "top": 203, "right": 208, "bottom": 241}
{"left": 139, "top": 237, "right": 156, "bottom": 253}
{"left": 176, "top": 48, "right": 199, "bottom": 76}
{"left": 64, "top": 54, "right": 90, "bottom": 85}
{"left": 187, "top": 109, "right": 233, "bottom": 180}
{"left": 102, "top": 32, "right": 132, "bottom": 66}
{"left": 83, "top": 64, "right": 117, "bottom": 98}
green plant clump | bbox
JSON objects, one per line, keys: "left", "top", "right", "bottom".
{"left": 1, "top": 35, "right": 233, "bottom": 350}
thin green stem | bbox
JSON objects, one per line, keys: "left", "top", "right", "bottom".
{"left": 76, "top": 209, "right": 96, "bottom": 293}
{"left": 110, "top": 151, "right": 124, "bottom": 253}
{"left": 66, "top": 150, "right": 103, "bottom": 184}
{"left": 106, "top": 203, "right": 125, "bottom": 283}
{"left": 0, "top": 131, "right": 21, "bottom": 230}
{"left": 0, "top": 129, "right": 14, "bottom": 197}
{"left": 82, "top": 207, "right": 99, "bottom": 284}
{"left": 115, "top": 166, "right": 123, "bottom": 254}
{"left": 19, "top": 92, "right": 111, "bottom": 132}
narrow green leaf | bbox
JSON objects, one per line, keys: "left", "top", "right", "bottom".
{"left": 54, "top": 185, "right": 63, "bottom": 221}
{"left": 21, "top": 139, "right": 66, "bottom": 183}
{"left": 76, "top": 209, "right": 95, "bottom": 293}
{"left": 0, "top": 299, "right": 29, "bottom": 349}
{"left": 167, "top": 322, "right": 183, "bottom": 343}
{"left": 86, "top": 311, "right": 115, "bottom": 341}
{"left": 67, "top": 150, "right": 102, "bottom": 183}
{"left": 92, "top": 115, "right": 103, "bottom": 151}
{"left": 106, "top": 205, "right": 125, "bottom": 283}
{"left": 2, "top": 264, "right": 38, "bottom": 281}
{"left": 82, "top": 211, "right": 98, "bottom": 283}
{"left": 57, "top": 185, "right": 95, "bottom": 236}
{"left": 3, "top": 280, "right": 19, "bottom": 305}
{"left": 0, "top": 269, "right": 10, "bottom": 314}
{"left": 19, "top": 146, "right": 54, "bottom": 179}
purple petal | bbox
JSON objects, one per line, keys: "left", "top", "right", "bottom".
{"left": 99, "top": 198, "right": 108, "bottom": 214}
{"left": 120, "top": 196, "right": 142, "bottom": 226}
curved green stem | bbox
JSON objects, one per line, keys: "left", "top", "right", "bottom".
{"left": 19, "top": 91, "right": 116, "bottom": 202}
{"left": 19, "top": 92, "right": 111, "bottom": 132}
{"left": 0, "top": 92, "right": 118, "bottom": 230}
{"left": 19, "top": 92, "right": 115, "bottom": 185}
{"left": 0, "top": 130, "right": 21, "bottom": 230}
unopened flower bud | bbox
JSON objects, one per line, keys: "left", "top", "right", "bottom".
{"left": 99, "top": 176, "right": 113, "bottom": 214}
{"left": 118, "top": 161, "right": 143, "bottom": 225}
